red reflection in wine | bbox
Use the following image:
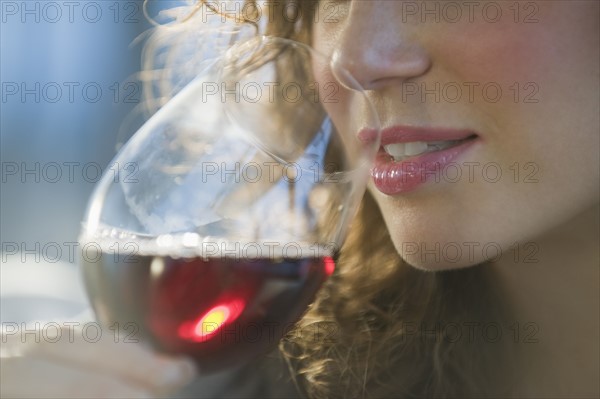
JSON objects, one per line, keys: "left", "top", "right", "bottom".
{"left": 324, "top": 256, "right": 335, "bottom": 276}
{"left": 178, "top": 298, "right": 246, "bottom": 342}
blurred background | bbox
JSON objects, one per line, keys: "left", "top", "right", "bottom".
{"left": 1, "top": 0, "right": 154, "bottom": 323}
{"left": 1, "top": 0, "right": 245, "bottom": 326}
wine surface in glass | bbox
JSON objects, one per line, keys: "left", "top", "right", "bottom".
{"left": 81, "top": 236, "right": 335, "bottom": 372}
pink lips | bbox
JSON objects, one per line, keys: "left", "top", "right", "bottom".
{"left": 360, "top": 126, "right": 479, "bottom": 195}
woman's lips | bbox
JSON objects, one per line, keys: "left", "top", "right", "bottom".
{"left": 362, "top": 126, "right": 480, "bottom": 195}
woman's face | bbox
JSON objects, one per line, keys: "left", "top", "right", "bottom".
{"left": 311, "top": 1, "right": 599, "bottom": 270}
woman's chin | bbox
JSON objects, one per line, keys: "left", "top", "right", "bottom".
{"left": 400, "top": 254, "right": 481, "bottom": 272}
{"left": 393, "top": 238, "right": 490, "bottom": 271}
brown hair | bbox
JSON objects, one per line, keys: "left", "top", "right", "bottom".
{"left": 146, "top": 1, "right": 514, "bottom": 397}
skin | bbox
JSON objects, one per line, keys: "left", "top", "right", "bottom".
{"left": 312, "top": 0, "right": 599, "bottom": 270}
{"left": 0, "top": 325, "right": 197, "bottom": 398}
{"left": 312, "top": 1, "right": 599, "bottom": 396}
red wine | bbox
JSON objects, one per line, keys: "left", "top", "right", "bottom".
{"left": 80, "top": 237, "right": 335, "bottom": 372}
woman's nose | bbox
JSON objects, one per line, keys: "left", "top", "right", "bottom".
{"left": 330, "top": 2, "right": 432, "bottom": 91}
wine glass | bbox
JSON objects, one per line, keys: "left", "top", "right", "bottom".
{"left": 79, "top": 36, "right": 380, "bottom": 373}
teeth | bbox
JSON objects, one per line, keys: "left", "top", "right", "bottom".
{"left": 383, "top": 143, "right": 406, "bottom": 157}
{"left": 383, "top": 140, "right": 460, "bottom": 161}
{"left": 404, "top": 142, "right": 428, "bottom": 156}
